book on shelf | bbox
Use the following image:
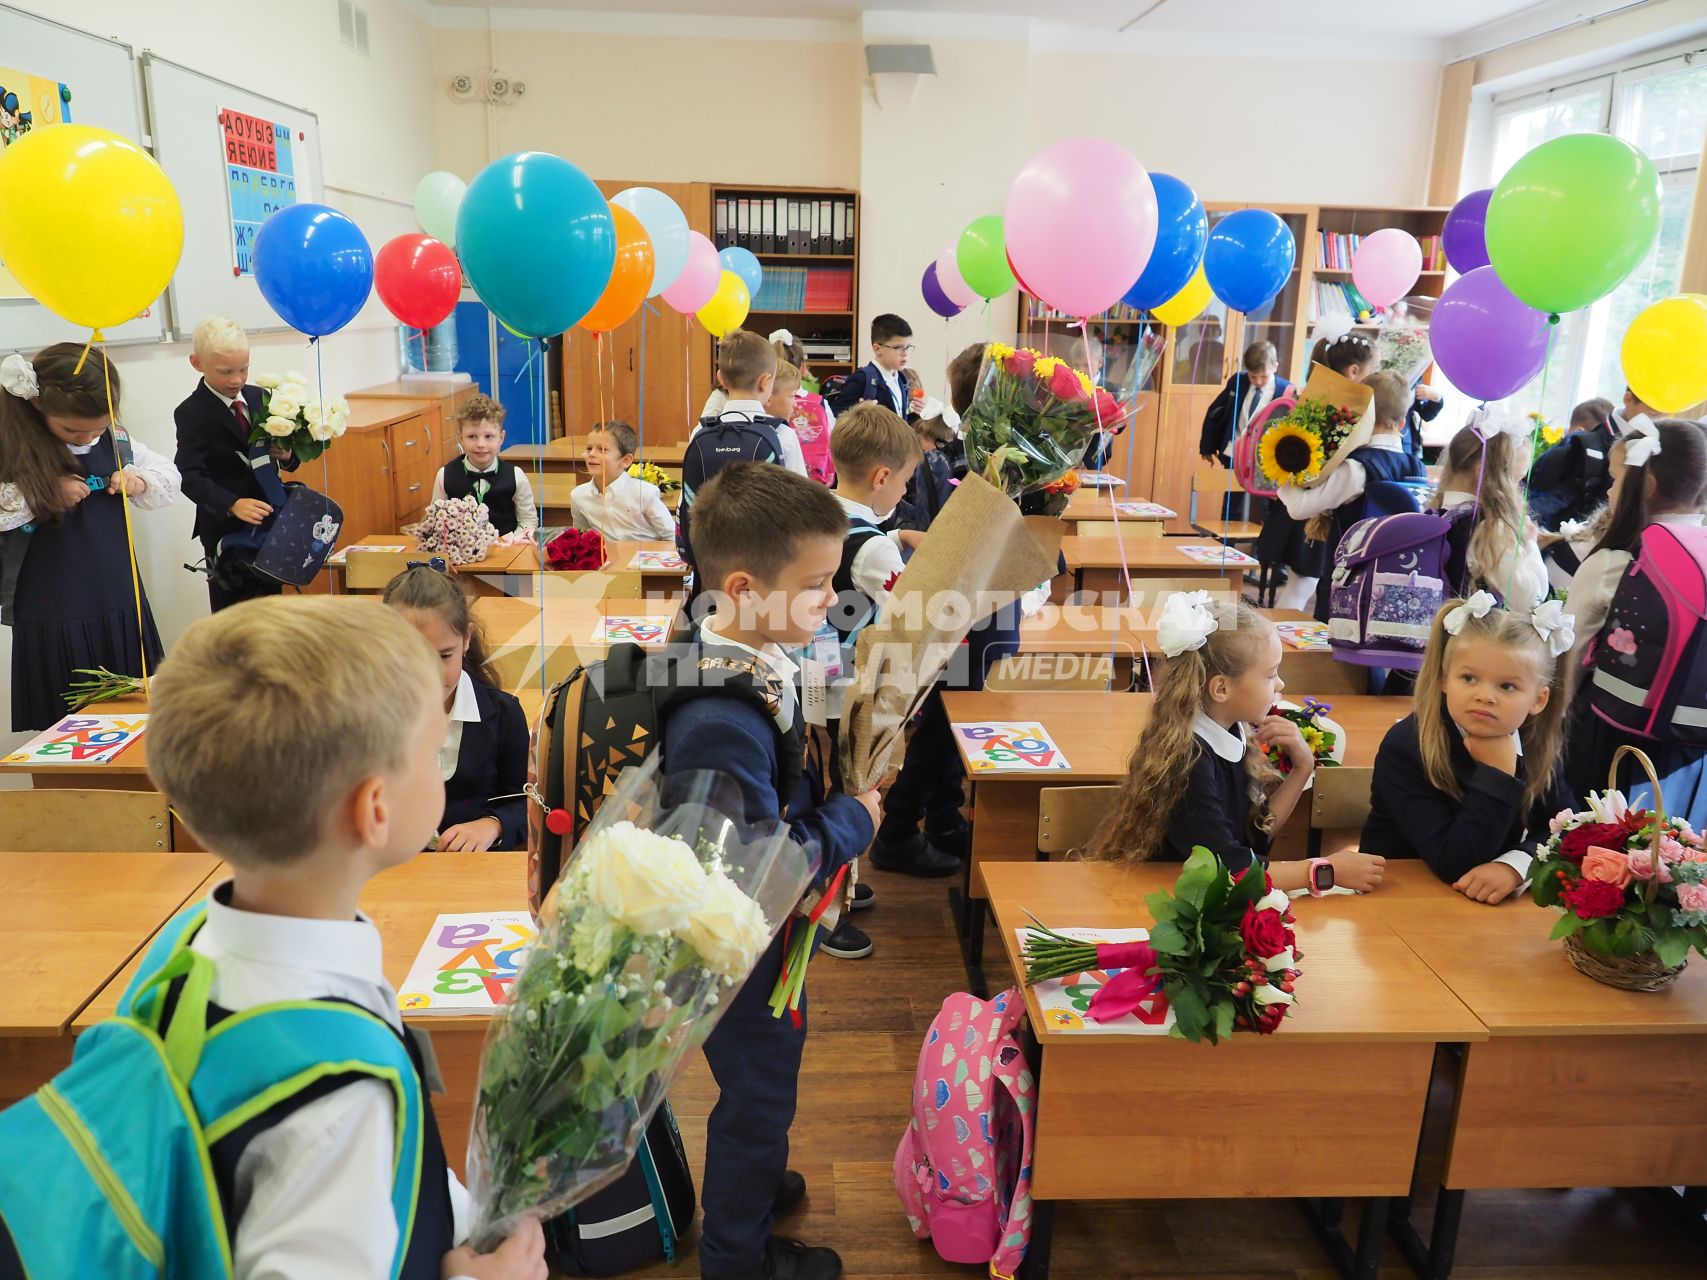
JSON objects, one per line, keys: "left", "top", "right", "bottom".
{"left": 1023, "top": 296, "right": 1151, "bottom": 324}
{"left": 750, "top": 265, "right": 853, "bottom": 313}
{"left": 1318, "top": 230, "right": 1447, "bottom": 274}
{"left": 1309, "top": 279, "right": 1379, "bottom": 323}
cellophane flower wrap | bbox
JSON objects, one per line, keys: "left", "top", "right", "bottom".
{"left": 404, "top": 495, "right": 498, "bottom": 566}
{"left": 465, "top": 755, "right": 812, "bottom": 1249}
{"left": 1264, "top": 699, "right": 1340, "bottom": 775}
{"left": 543, "top": 527, "right": 608, "bottom": 571}
{"left": 963, "top": 343, "right": 1128, "bottom": 511}
{"left": 1531, "top": 787, "right": 1707, "bottom": 968}
{"left": 250, "top": 370, "right": 349, "bottom": 462}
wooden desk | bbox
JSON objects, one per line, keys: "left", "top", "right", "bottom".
{"left": 326, "top": 533, "right": 534, "bottom": 596}
{"left": 1057, "top": 490, "right": 1175, "bottom": 530}
{"left": 984, "top": 860, "right": 1482, "bottom": 1279}
{"left": 0, "top": 852, "right": 220, "bottom": 1102}
{"left": 0, "top": 694, "right": 154, "bottom": 793}
{"left": 503, "top": 438, "right": 687, "bottom": 477}
{"left": 473, "top": 594, "right": 683, "bottom": 691}
{"left": 1059, "top": 537, "right": 1253, "bottom": 599}
{"left": 942, "top": 690, "right": 1405, "bottom": 898}
{"left": 504, "top": 538, "right": 688, "bottom": 599}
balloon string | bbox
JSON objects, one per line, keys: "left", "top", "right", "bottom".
{"left": 638, "top": 303, "right": 652, "bottom": 453}
{"left": 1081, "top": 316, "right": 1138, "bottom": 645}
{"left": 1506, "top": 321, "right": 1557, "bottom": 605}
{"left": 316, "top": 340, "right": 330, "bottom": 503}
{"left": 95, "top": 330, "right": 150, "bottom": 694}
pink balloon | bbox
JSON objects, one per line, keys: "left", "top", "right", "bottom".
{"left": 661, "top": 231, "right": 720, "bottom": 313}
{"left": 936, "top": 240, "right": 977, "bottom": 309}
{"left": 1351, "top": 228, "right": 1423, "bottom": 311}
{"left": 1003, "top": 137, "right": 1158, "bottom": 318}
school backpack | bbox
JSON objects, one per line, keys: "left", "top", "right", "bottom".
{"left": 1529, "top": 417, "right": 1617, "bottom": 530}
{"left": 214, "top": 440, "right": 344, "bottom": 588}
{"left": 678, "top": 412, "right": 786, "bottom": 569}
{"left": 1233, "top": 391, "right": 1298, "bottom": 499}
{"left": 1587, "top": 522, "right": 1707, "bottom": 746}
{"left": 544, "top": 1102, "right": 695, "bottom": 1276}
{"left": 894, "top": 989, "right": 1037, "bottom": 1279}
{"left": 1328, "top": 508, "right": 1475, "bottom": 671}
{"left": 0, "top": 904, "right": 427, "bottom": 1279}
{"left": 791, "top": 392, "right": 835, "bottom": 486}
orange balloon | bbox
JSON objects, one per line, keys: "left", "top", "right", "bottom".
{"left": 578, "top": 204, "right": 654, "bottom": 333}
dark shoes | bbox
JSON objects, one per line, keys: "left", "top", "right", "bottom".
{"left": 870, "top": 830, "right": 961, "bottom": 878}
{"left": 851, "top": 881, "right": 875, "bottom": 910}
{"left": 821, "top": 918, "right": 873, "bottom": 959}
{"left": 773, "top": 1169, "right": 807, "bottom": 1217}
{"left": 718, "top": 1235, "right": 842, "bottom": 1280}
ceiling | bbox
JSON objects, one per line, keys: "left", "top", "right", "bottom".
{"left": 422, "top": 0, "right": 1557, "bottom": 41}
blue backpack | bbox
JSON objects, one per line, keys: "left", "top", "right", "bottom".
{"left": 677, "top": 412, "right": 786, "bottom": 571}
{"left": 0, "top": 905, "right": 427, "bottom": 1278}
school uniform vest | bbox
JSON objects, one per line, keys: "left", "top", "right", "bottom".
{"left": 828, "top": 519, "right": 888, "bottom": 647}
{"left": 444, "top": 459, "right": 520, "bottom": 534}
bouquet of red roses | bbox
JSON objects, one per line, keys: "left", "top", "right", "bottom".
{"left": 1022, "top": 848, "right": 1301, "bottom": 1042}
{"left": 543, "top": 527, "right": 608, "bottom": 571}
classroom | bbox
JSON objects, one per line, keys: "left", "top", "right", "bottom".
{"left": 1, "top": 1, "right": 1706, "bottom": 1277}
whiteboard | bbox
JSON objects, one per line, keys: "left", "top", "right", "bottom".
{"left": 0, "top": 4, "right": 166, "bottom": 353}
{"left": 142, "top": 53, "right": 324, "bottom": 340}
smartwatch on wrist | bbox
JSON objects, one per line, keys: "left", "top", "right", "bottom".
{"left": 1306, "top": 857, "right": 1335, "bottom": 897}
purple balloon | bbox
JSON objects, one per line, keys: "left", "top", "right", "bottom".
{"left": 1442, "top": 188, "right": 1492, "bottom": 274}
{"left": 1431, "top": 266, "right": 1551, "bottom": 402}
{"left": 922, "top": 261, "right": 963, "bottom": 319}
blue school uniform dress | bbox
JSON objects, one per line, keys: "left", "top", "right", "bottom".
{"left": 8, "top": 434, "right": 165, "bottom": 731}
{"left": 1161, "top": 714, "right": 1270, "bottom": 873}
{"left": 439, "top": 671, "right": 530, "bottom": 849}
{"left": 660, "top": 620, "right": 873, "bottom": 1279}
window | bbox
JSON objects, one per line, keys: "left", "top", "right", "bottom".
{"left": 1470, "top": 49, "right": 1707, "bottom": 427}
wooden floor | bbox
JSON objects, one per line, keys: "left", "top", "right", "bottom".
{"left": 563, "top": 867, "right": 1705, "bottom": 1280}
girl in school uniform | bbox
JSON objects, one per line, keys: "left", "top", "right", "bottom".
{"left": 1084, "top": 592, "right": 1387, "bottom": 895}
{"left": 0, "top": 346, "right": 180, "bottom": 731}
{"left": 1361, "top": 596, "right": 1572, "bottom": 904}
{"left": 384, "top": 563, "right": 530, "bottom": 851}
{"left": 1561, "top": 417, "right": 1707, "bottom": 823}
{"left": 1428, "top": 419, "right": 1548, "bottom": 614}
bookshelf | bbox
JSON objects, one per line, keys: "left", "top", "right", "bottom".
{"left": 712, "top": 183, "right": 861, "bottom": 381}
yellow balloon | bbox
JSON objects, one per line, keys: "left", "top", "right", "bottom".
{"left": 1152, "top": 263, "right": 1211, "bottom": 327}
{"left": 0, "top": 124, "right": 184, "bottom": 331}
{"left": 697, "top": 270, "right": 750, "bottom": 338}
{"left": 1623, "top": 293, "right": 1707, "bottom": 414}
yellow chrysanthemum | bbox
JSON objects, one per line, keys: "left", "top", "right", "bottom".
{"left": 1542, "top": 424, "right": 1563, "bottom": 445}
{"left": 1260, "top": 421, "right": 1325, "bottom": 485}
{"left": 988, "top": 341, "right": 1016, "bottom": 361}
{"left": 1075, "top": 369, "right": 1094, "bottom": 396}
{"left": 1033, "top": 356, "right": 1064, "bottom": 377}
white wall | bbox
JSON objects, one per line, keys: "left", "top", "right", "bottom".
{"left": 2, "top": 0, "right": 436, "bottom": 737}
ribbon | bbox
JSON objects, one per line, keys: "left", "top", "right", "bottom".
{"left": 1085, "top": 940, "right": 1161, "bottom": 1023}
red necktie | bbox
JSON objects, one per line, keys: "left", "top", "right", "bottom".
{"left": 231, "top": 397, "right": 250, "bottom": 437}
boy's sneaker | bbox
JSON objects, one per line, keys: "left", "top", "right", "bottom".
{"left": 821, "top": 918, "right": 872, "bottom": 959}
{"left": 722, "top": 1236, "right": 843, "bottom": 1280}
{"left": 870, "top": 830, "right": 960, "bottom": 878}
{"left": 851, "top": 882, "right": 875, "bottom": 911}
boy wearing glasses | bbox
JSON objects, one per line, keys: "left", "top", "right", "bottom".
{"left": 830, "top": 313, "right": 920, "bottom": 422}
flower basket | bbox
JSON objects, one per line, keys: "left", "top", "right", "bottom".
{"left": 1532, "top": 746, "right": 1707, "bottom": 992}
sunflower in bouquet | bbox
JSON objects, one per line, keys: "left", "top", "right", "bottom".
{"left": 1257, "top": 400, "right": 1357, "bottom": 487}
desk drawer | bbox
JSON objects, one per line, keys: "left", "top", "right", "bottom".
{"left": 392, "top": 461, "right": 433, "bottom": 518}
{"left": 388, "top": 415, "right": 433, "bottom": 473}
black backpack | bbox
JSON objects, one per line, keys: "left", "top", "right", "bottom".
{"left": 677, "top": 412, "right": 787, "bottom": 570}
{"left": 1529, "top": 418, "right": 1616, "bottom": 530}
{"left": 545, "top": 1102, "right": 696, "bottom": 1276}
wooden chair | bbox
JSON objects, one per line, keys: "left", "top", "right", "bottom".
{"left": 1190, "top": 466, "right": 1263, "bottom": 545}
{"left": 1037, "top": 785, "right": 1121, "bottom": 856}
{"left": 0, "top": 788, "right": 171, "bottom": 852}
{"left": 985, "top": 653, "right": 1114, "bottom": 693}
{"left": 1307, "top": 766, "right": 1375, "bottom": 858}
{"left": 343, "top": 549, "right": 417, "bottom": 592}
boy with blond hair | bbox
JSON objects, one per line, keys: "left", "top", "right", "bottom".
{"left": 145, "top": 596, "right": 546, "bottom": 1280}
{"left": 432, "top": 393, "right": 537, "bottom": 535}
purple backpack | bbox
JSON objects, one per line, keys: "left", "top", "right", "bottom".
{"left": 1328, "top": 509, "right": 1472, "bottom": 671}
{"left": 1588, "top": 522, "right": 1707, "bottom": 745}
{"left": 895, "top": 989, "right": 1036, "bottom": 1278}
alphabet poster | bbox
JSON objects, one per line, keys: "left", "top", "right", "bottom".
{"left": 220, "top": 107, "right": 298, "bottom": 275}
{"left": 594, "top": 616, "right": 669, "bottom": 646}
{"left": 3, "top": 715, "right": 146, "bottom": 766}
{"left": 0, "top": 63, "right": 74, "bottom": 298}
{"left": 397, "top": 912, "right": 537, "bottom": 1014}
{"left": 951, "top": 721, "right": 1071, "bottom": 773}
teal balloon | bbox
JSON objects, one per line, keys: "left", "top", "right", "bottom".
{"left": 456, "top": 151, "right": 614, "bottom": 337}
{"left": 1486, "top": 133, "right": 1662, "bottom": 316}
{"left": 719, "top": 246, "right": 763, "bottom": 297}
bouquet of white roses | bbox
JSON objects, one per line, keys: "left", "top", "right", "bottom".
{"left": 252, "top": 371, "right": 350, "bottom": 462}
{"left": 465, "top": 757, "right": 811, "bottom": 1248}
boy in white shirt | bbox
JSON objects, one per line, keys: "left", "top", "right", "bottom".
{"left": 569, "top": 419, "right": 676, "bottom": 541}
{"left": 689, "top": 331, "right": 808, "bottom": 476}
{"left": 145, "top": 596, "right": 546, "bottom": 1280}
{"left": 432, "top": 394, "right": 538, "bottom": 535}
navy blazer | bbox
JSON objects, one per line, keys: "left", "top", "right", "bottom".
{"left": 827, "top": 361, "right": 914, "bottom": 421}
{"left": 1400, "top": 394, "right": 1444, "bottom": 459}
{"left": 1162, "top": 740, "right": 1268, "bottom": 873}
{"left": 441, "top": 677, "right": 530, "bottom": 850}
{"left": 1197, "top": 373, "right": 1292, "bottom": 460}
{"left": 174, "top": 381, "right": 295, "bottom": 543}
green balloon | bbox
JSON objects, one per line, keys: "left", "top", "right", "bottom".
{"left": 957, "top": 214, "right": 1016, "bottom": 300}
{"left": 1485, "top": 133, "right": 1662, "bottom": 316}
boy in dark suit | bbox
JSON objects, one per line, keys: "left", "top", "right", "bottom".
{"left": 827, "top": 313, "right": 918, "bottom": 421}
{"left": 1198, "top": 340, "right": 1292, "bottom": 464}
{"left": 173, "top": 316, "right": 295, "bottom": 612}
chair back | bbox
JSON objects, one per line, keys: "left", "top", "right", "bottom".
{"left": 1037, "top": 785, "right": 1121, "bottom": 855}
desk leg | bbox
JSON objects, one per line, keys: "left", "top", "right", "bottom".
{"left": 1304, "top": 1196, "right": 1391, "bottom": 1280}
{"left": 1019, "top": 1021, "right": 1053, "bottom": 1280}
{"left": 1355, "top": 1197, "right": 1391, "bottom": 1280}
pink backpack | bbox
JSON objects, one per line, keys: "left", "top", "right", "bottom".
{"left": 791, "top": 393, "right": 835, "bottom": 486}
{"left": 1588, "top": 522, "right": 1707, "bottom": 745}
{"left": 894, "top": 989, "right": 1036, "bottom": 1279}
{"left": 1233, "top": 391, "right": 1298, "bottom": 499}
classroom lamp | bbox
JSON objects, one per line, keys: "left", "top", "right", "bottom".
{"left": 865, "top": 43, "right": 936, "bottom": 109}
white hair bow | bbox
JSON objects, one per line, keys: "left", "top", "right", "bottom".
{"left": 1623, "top": 414, "right": 1662, "bottom": 466}
{"left": 767, "top": 328, "right": 795, "bottom": 348}
{"left": 1156, "top": 590, "right": 1218, "bottom": 658}
{"left": 0, "top": 353, "right": 38, "bottom": 399}
{"left": 1529, "top": 598, "right": 1575, "bottom": 659}
{"left": 1443, "top": 591, "right": 1498, "bottom": 635}
{"left": 1466, "top": 405, "right": 1527, "bottom": 439}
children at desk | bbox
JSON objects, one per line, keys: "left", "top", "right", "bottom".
{"left": 1085, "top": 593, "right": 1387, "bottom": 896}
{"left": 431, "top": 393, "right": 537, "bottom": 535}
{"left": 1361, "top": 597, "right": 1572, "bottom": 904}
{"left": 143, "top": 596, "right": 546, "bottom": 1279}
{"left": 0, "top": 345, "right": 179, "bottom": 732}
{"left": 1429, "top": 419, "right": 1547, "bottom": 613}
{"left": 384, "top": 564, "right": 530, "bottom": 851}
{"left": 570, "top": 419, "right": 675, "bottom": 541}
{"left": 1561, "top": 417, "right": 1707, "bottom": 825}
{"left": 661, "top": 463, "right": 879, "bottom": 1280}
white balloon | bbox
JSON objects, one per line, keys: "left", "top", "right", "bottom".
{"left": 612, "top": 187, "right": 691, "bottom": 299}
{"left": 414, "top": 171, "right": 466, "bottom": 248}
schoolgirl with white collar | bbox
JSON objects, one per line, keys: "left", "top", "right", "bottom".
{"left": 1085, "top": 592, "right": 1387, "bottom": 896}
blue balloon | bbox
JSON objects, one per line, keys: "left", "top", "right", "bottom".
{"left": 1202, "top": 209, "right": 1296, "bottom": 314}
{"left": 252, "top": 204, "right": 374, "bottom": 338}
{"left": 718, "top": 246, "right": 763, "bottom": 298}
{"left": 1122, "top": 174, "right": 1207, "bottom": 311}
{"left": 457, "top": 151, "right": 615, "bottom": 337}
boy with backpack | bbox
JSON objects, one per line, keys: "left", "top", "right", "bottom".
{"left": 666, "top": 463, "right": 881, "bottom": 1280}
{"left": 0, "top": 596, "right": 547, "bottom": 1280}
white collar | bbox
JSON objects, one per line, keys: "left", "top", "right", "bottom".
{"left": 205, "top": 379, "right": 240, "bottom": 410}
{"left": 462, "top": 457, "right": 501, "bottom": 475}
{"left": 722, "top": 399, "right": 768, "bottom": 417}
{"left": 1657, "top": 512, "right": 1706, "bottom": 528}
{"left": 700, "top": 614, "right": 800, "bottom": 685}
{"left": 449, "top": 669, "right": 482, "bottom": 724}
{"left": 1368, "top": 434, "right": 1407, "bottom": 452}
{"left": 202, "top": 878, "right": 386, "bottom": 986}
{"left": 67, "top": 440, "right": 98, "bottom": 457}
{"left": 1441, "top": 488, "right": 1475, "bottom": 507}
{"left": 835, "top": 493, "right": 886, "bottom": 524}
{"left": 1192, "top": 711, "right": 1247, "bottom": 763}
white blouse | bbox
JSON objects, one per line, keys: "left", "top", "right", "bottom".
{"left": 0, "top": 433, "right": 180, "bottom": 532}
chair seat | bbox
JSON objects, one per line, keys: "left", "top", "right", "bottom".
{"left": 1190, "top": 519, "right": 1263, "bottom": 542}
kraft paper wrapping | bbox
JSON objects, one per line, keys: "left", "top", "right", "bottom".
{"left": 1298, "top": 362, "right": 1377, "bottom": 488}
{"left": 837, "top": 472, "right": 1066, "bottom": 794}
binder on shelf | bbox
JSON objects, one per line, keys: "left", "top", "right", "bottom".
{"left": 807, "top": 201, "right": 819, "bottom": 253}
{"left": 735, "top": 199, "right": 749, "bottom": 250}
{"left": 788, "top": 200, "right": 803, "bottom": 253}
{"left": 817, "top": 199, "right": 833, "bottom": 253}
{"left": 761, "top": 200, "right": 775, "bottom": 253}
{"left": 715, "top": 198, "right": 729, "bottom": 248}
{"left": 842, "top": 199, "right": 856, "bottom": 254}
{"left": 831, "top": 201, "right": 845, "bottom": 256}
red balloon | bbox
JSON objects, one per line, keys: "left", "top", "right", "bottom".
{"left": 375, "top": 233, "right": 460, "bottom": 330}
